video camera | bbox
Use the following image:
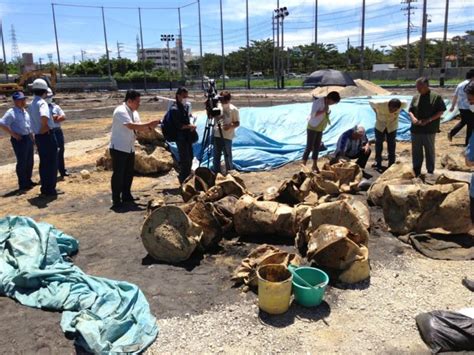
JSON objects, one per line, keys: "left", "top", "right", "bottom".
{"left": 205, "top": 79, "right": 221, "bottom": 118}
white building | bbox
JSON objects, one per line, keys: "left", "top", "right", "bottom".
{"left": 137, "top": 37, "right": 194, "bottom": 73}
{"left": 138, "top": 47, "right": 181, "bottom": 71}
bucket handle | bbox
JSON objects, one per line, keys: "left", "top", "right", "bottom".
{"left": 287, "top": 264, "right": 326, "bottom": 289}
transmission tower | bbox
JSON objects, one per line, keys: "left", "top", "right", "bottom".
{"left": 10, "top": 24, "right": 21, "bottom": 62}
{"left": 401, "top": 0, "right": 417, "bottom": 69}
{"left": 47, "top": 53, "right": 53, "bottom": 63}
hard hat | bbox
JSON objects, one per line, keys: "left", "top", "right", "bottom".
{"left": 31, "top": 78, "right": 49, "bottom": 90}
{"left": 46, "top": 87, "right": 54, "bottom": 97}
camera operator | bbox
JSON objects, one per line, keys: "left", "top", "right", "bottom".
{"left": 170, "top": 87, "right": 197, "bottom": 184}
{"left": 213, "top": 91, "right": 240, "bottom": 174}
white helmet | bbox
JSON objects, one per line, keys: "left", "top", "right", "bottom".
{"left": 31, "top": 78, "right": 49, "bottom": 90}
{"left": 46, "top": 87, "right": 54, "bottom": 97}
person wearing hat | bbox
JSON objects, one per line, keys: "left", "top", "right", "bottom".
{"left": 28, "top": 78, "right": 59, "bottom": 196}
{"left": 333, "top": 125, "right": 371, "bottom": 168}
{"left": 46, "top": 88, "right": 69, "bottom": 178}
{"left": 0, "top": 91, "right": 35, "bottom": 191}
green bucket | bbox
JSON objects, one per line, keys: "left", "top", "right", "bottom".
{"left": 290, "top": 266, "right": 329, "bottom": 307}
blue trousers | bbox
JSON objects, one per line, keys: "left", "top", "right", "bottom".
{"left": 52, "top": 127, "right": 66, "bottom": 176}
{"left": 11, "top": 135, "right": 34, "bottom": 190}
{"left": 35, "top": 132, "right": 58, "bottom": 195}
{"left": 212, "top": 136, "right": 233, "bottom": 174}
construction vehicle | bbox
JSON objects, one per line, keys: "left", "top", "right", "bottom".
{"left": 0, "top": 68, "right": 57, "bottom": 95}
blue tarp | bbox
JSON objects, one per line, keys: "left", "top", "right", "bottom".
{"left": 170, "top": 95, "right": 455, "bottom": 172}
{"left": 0, "top": 216, "right": 158, "bottom": 354}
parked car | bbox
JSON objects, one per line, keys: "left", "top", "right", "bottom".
{"left": 287, "top": 72, "right": 302, "bottom": 78}
{"left": 251, "top": 71, "right": 263, "bottom": 78}
{"left": 219, "top": 74, "right": 230, "bottom": 80}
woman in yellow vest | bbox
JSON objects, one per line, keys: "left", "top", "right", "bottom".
{"left": 302, "top": 91, "right": 341, "bottom": 172}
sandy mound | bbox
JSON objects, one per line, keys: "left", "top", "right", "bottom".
{"left": 311, "top": 79, "right": 391, "bottom": 98}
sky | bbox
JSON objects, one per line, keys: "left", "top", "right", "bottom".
{"left": 0, "top": 0, "right": 472, "bottom": 64}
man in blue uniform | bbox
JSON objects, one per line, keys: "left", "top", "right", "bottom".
{"left": 46, "top": 88, "right": 69, "bottom": 178}
{"left": 28, "top": 78, "right": 60, "bottom": 197}
{"left": 0, "top": 91, "right": 35, "bottom": 191}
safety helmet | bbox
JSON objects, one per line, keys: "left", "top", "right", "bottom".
{"left": 31, "top": 78, "right": 49, "bottom": 90}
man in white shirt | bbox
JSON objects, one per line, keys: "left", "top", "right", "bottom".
{"left": 448, "top": 69, "right": 474, "bottom": 146}
{"left": 212, "top": 91, "right": 240, "bottom": 174}
{"left": 109, "top": 90, "right": 160, "bottom": 209}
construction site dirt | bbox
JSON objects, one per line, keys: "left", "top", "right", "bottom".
{"left": 0, "top": 88, "right": 471, "bottom": 354}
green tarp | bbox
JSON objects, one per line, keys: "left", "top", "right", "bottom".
{"left": 0, "top": 216, "right": 158, "bottom": 353}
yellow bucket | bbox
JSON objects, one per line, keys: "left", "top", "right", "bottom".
{"left": 257, "top": 264, "right": 293, "bottom": 315}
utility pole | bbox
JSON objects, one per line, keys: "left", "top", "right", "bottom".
{"left": 178, "top": 7, "right": 185, "bottom": 78}
{"left": 117, "top": 41, "right": 124, "bottom": 59}
{"left": 347, "top": 38, "right": 351, "bottom": 66}
{"left": 360, "top": 0, "right": 366, "bottom": 79}
{"left": 161, "top": 34, "right": 175, "bottom": 91}
{"left": 440, "top": 0, "right": 449, "bottom": 87}
{"left": 246, "top": 0, "right": 250, "bottom": 90}
{"left": 197, "top": 0, "right": 204, "bottom": 89}
{"left": 314, "top": 0, "right": 318, "bottom": 69}
{"left": 138, "top": 7, "right": 147, "bottom": 91}
{"left": 51, "top": 4, "right": 62, "bottom": 77}
{"left": 101, "top": 7, "right": 112, "bottom": 80}
{"left": 39, "top": 57, "right": 43, "bottom": 69}
{"left": 275, "top": 1, "right": 280, "bottom": 89}
{"left": 272, "top": 15, "right": 276, "bottom": 85}
{"left": 275, "top": 6, "right": 289, "bottom": 89}
{"left": 220, "top": 0, "right": 226, "bottom": 89}
{"left": 0, "top": 20, "right": 8, "bottom": 80}
{"left": 419, "top": 0, "right": 427, "bottom": 77}
{"left": 401, "top": 0, "right": 417, "bottom": 69}
{"left": 81, "top": 50, "right": 86, "bottom": 62}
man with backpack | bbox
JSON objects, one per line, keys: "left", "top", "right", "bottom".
{"left": 163, "top": 87, "right": 197, "bottom": 184}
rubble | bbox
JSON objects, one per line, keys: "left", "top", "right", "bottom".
{"left": 96, "top": 143, "right": 174, "bottom": 175}
{"left": 232, "top": 244, "right": 303, "bottom": 289}
{"left": 382, "top": 182, "right": 471, "bottom": 235}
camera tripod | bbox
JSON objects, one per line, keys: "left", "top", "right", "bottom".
{"left": 198, "top": 115, "right": 231, "bottom": 175}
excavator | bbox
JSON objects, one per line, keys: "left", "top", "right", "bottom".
{"left": 0, "top": 68, "right": 57, "bottom": 95}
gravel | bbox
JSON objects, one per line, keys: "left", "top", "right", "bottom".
{"left": 148, "top": 250, "right": 472, "bottom": 354}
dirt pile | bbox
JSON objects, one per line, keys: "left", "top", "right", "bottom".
{"left": 311, "top": 79, "right": 391, "bottom": 98}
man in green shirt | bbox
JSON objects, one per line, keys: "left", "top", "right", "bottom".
{"left": 408, "top": 77, "right": 446, "bottom": 176}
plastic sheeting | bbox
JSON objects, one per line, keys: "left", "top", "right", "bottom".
{"left": 169, "top": 95, "right": 455, "bottom": 172}
{"left": 0, "top": 216, "right": 158, "bottom": 354}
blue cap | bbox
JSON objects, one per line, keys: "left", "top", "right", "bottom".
{"left": 12, "top": 91, "right": 26, "bottom": 101}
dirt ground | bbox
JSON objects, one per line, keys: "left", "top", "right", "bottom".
{"left": 0, "top": 89, "right": 472, "bottom": 354}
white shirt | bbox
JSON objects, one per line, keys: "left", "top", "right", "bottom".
{"left": 214, "top": 103, "right": 240, "bottom": 140}
{"left": 49, "top": 103, "right": 65, "bottom": 129}
{"left": 28, "top": 96, "right": 53, "bottom": 134}
{"left": 308, "top": 97, "right": 326, "bottom": 128}
{"left": 109, "top": 103, "right": 141, "bottom": 153}
{"left": 454, "top": 80, "right": 470, "bottom": 110}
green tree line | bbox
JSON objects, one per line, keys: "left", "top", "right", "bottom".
{"left": 0, "top": 30, "right": 471, "bottom": 81}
